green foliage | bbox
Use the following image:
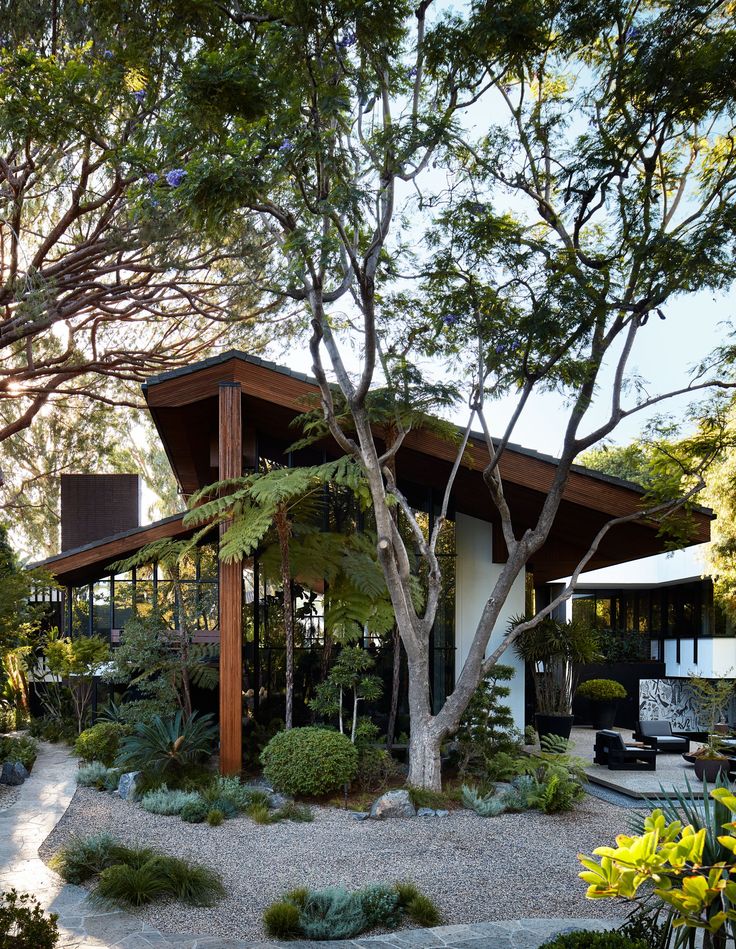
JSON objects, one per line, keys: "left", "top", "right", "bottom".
{"left": 576, "top": 679, "right": 627, "bottom": 701}
{"left": 407, "top": 786, "right": 451, "bottom": 810}
{"left": 461, "top": 784, "right": 510, "bottom": 818}
{"left": 538, "top": 932, "right": 648, "bottom": 949}
{"left": 116, "top": 711, "right": 218, "bottom": 780}
{"left": 140, "top": 786, "right": 202, "bottom": 816}
{"left": 0, "top": 735, "right": 37, "bottom": 771}
{"left": 206, "top": 808, "right": 224, "bottom": 826}
{"left": 76, "top": 762, "right": 119, "bottom": 791}
{"left": 150, "top": 856, "right": 225, "bottom": 906}
{"left": 689, "top": 675, "right": 735, "bottom": 732}
{"left": 309, "top": 647, "right": 383, "bottom": 742}
{"left": 264, "top": 900, "right": 302, "bottom": 939}
{"left": 95, "top": 863, "right": 169, "bottom": 907}
{"left": 261, "top": 727, "right": 358, "bottom": 796}
{"left": 180, "top": 797, "right": 209, "bottom": 824}
{"left": 273, "top": 801, "right": 314, "bottom": 823}
{"left": 50, "top": 833, "right": 119, "bottom": 884}
{"left": 28, "top": 716, "right": 76, "bottom": 744}
{"left": 246, "top": 802, "right": 273, "bottom": 824}
{"left": 74, "top": 723, "right": 129, "bottom": 767}
{"left": 404, "top": 892, "right": 442, "bottom": 928}
{"left": 514, "top": 617, "right": 599, "bottom": 715}
{"left": 42, "top": 632, "right": 111, "bottom": 734}
{"left": 455, "top": 665, "right": 522, "bottom": 778}
{"left": 101, "top": 612, "right": 219, "bottom": 724}
{"left": 263, "top": 882, "right": 439, "bottom": 940}
{"left": 0, "top": 889, "right": 59, "bottom": 949}
{"left": 355, "top": 746, "right": 403, "bottom": 793}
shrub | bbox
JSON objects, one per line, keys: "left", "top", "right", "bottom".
{"left": 404, "top": 892, "right": 442, "bottom": 928}
{"left": 538, "top": 932, "right": 647, "bottom": 949}
{"left": 148, "top": 855, "right": 225, "bottom": 906}
{"left": 74, "top": 723, "right": 128, "bottom": 767}
{"left": 246, "top": 802, "right": 273, "bottom": 824}
{"left": 274, "top": 801, "right": 313, "bottom": 823}
{"left": 360, "top": 884, "right": 401, "bottom": 929}
{"left": 50, "top": 833, "right": 119, "bottom": 884}
{"left": 201, "top": 775, "right": 256, "bottom": 811}
{"left": 28, "top": 716, "right": 76, "bottom": 744}
{"left": 264, "top": 900, "right": 302, "bottom": 939}
{"left": 76, "top": 762, "right": 119, "bottom": 791}
{"left": 263, "top": 882, "right": 438, "bottom": 940}
{"left": 575, "top": 679, "right": 627, "bottom": 701}
{"left": 455, "top": 665, "right": 523, "bottom": 777}
{"left": 116, "top": 711, "right": 218, "bottom": 780}
{"left": 355, "top": 746, "right": 403, "bottom": 792}
{"left": 180, "top": 797, "right": 209, "bottom": 824}
{"left": 261, "top": 727, "right": 358, "bottom": 796}
{"left": 461, "top": 785, "right": 509, "bottom": 817}
{"left": 140, "top": 786, "right": 202, "bottom": 816}
{"left": 0, "top": 890, "right": 59, "bottom": 949}
{"left": 208, "top": 797, "right": 238, "bottom": 819}
{"left": 108, "top": 845, "right": 157, "bottom": 869}
{"left": 207, "top": 809, "right": 224, "bottom": 826}
{"left": 407, "top": 786, "right": 450, "bottom": 810}
{"left": 0, "top": 735, "right": 38, "bottom": 771}
{"left": 94, "top": 863, "right": 169, "bottom": 907}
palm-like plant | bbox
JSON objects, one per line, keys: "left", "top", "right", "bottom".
{"left": 116, "top": 711, "right": 217, "bottom": 778}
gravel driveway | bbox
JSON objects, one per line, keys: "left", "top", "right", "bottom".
{"left": 40, "top": 787, "right": 627, "bottom": 942}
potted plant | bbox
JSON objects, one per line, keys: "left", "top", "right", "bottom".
{"left": 514, "top": 616, "right": 599, "bottom": 742}
{"left": 575, "top": 678, "right": 627, "bottom": 730}
{"left": 691, "top": 735, "right": 731, "bottom": 783}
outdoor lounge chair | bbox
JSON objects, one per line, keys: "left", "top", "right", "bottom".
{"left": 634, "top": 720, "right": 690, "bottom": 754}
{"left": 594, "top": 730, "right": 657, "bottom": 771}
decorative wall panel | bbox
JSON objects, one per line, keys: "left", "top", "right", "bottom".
{"left": 639, "top": 678, "right": 736, "bottom": 731}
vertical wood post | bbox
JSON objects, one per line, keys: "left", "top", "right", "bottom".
{"left": 219, "top": 382, "right": 243, "bottom": 774}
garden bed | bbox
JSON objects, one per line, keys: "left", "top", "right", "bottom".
{"left": 41, "top": 787, "right": 625, "bottom": 941}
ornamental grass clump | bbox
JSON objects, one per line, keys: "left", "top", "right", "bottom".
{"left": 76, "top": 762, "right": 119, "bottom": 791}
{"left": 50, "top": 833, "right": 118, "bottom": 884}
{"left": 261, "top": 726, "right": 358, "bottom": 796}
{"left": 263, "top": 882, "right": 441, "bottom": 940}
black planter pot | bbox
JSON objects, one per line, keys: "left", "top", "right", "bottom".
{"left": 590, "top": 700, "right": 619, "bottom": 731}
{"left": 535, "top": 713, "right": 574, "bottom": 743}
{"left": 694, "top": 757, "right": 730, "bottom": 783}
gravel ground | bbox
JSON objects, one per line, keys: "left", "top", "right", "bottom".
{"left": 40, "top": 788, "right": 626, "bottom": 942}
{"left": 0, "top": 785, "right": 19, "bottom": 810}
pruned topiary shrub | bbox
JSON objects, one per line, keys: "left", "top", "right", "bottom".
{"left": 261, "top": 727, "right": 358, "bottom": 796}
{"left": 74, "top": 722, "right": 129, "bottom": 767}
{"left": 575, "top": 679, "right": 627, "bottom": 701}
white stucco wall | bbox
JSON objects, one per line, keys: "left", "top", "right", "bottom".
{"left": 454, "top": 512, "right": 527, "bottom": 729}
{"left": 652, "top": 637, "right": 736, "bottom": 678}
{"left": 557, "top": 543, "right": 708, "bottom": 589}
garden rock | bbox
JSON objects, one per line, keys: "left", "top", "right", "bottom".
{"left": 417, "top": 806, "right": 450, "bottom": 817}
{"left": 369, "top": 789, "right": 416, "bottom": 819}
{"left": 0, "top": 760, "right": 27, "bottom": 785}
{"left": 351, "top": 811, "right": 370, "bottom": 821}
{"left": 117, "top": 771, "right": 142, "bottom": 801}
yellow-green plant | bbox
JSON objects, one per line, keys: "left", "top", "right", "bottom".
{"left": 578, "top": 788, "right": 736, "bottom": 948}
{"left": 43, "top": 632, "right": 111, "bottom": 734}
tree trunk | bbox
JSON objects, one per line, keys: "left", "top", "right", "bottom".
{"left": 386, "top": 626, "right": 401, "bottom": 749}
{"left": 275, "top": 508, "right": 294, "bottom": 729}
{"left": 405, "top": 647, "right": 443, "bottom": 790}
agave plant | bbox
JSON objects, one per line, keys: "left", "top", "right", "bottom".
{"left": 116, "top": 711, "right": 218, "bottom": 778}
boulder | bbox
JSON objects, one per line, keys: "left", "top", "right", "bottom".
{"left": 435, "top": 809, "right": 449, "bottom": 817}
{"left": 0, "top": 760, "right": 27, "bottom": 786}
{"left": 369, "top": 789, "right": 416, "bottom": 820}
{"left": 351, "top": 811, "right": 370, "bottom": 821}
{"left": 417, "top": 806, "right": 436, "bottom": 817}
{"left": 117, "top": 771, "right": 142, "bottom": 801}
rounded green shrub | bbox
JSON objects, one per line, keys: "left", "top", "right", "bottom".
{"left": 0, "top": 889, "right": 59, "bottom": 948}
{"left": 261, "top": 727, "right": 358, "bottom": 796}
{"left": 264, "top": 900, "right": 302, "bottom": 939}
{"left": 538, "top": 931, "right": 647, "bottom": 949}
{"left": 207, "top": 809, "right": 224, "bottom": 826}
{"left": 180, "top": 797, "right": 209, "bottom": 824}
{"left": 575, "top": 679, "right": 627, "bottom": 701}
{"left": 74, "top": 723, "right": 128, "bottom": 766}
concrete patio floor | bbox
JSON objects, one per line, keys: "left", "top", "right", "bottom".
{"left": 567, "top": 726, "right": 711, "bottom": 799}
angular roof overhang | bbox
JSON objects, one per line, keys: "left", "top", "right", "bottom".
{"left": 39, "top": 350, "right": 712, "bottom": 588}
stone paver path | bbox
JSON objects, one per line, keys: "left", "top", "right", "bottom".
{"left": 0, "top": 739, "right": 623, "bottom": 949}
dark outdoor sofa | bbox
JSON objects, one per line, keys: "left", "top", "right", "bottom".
{"left": 594, "top": 729, "right": 657, "bottom": 771}
{"left": 634, "top": 720, "right": 690, "bottom": 754}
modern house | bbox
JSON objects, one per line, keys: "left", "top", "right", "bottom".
{"left": 33, "top": 351, "right": 712, "bottom": 771}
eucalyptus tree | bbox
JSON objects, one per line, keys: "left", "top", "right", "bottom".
{"left": 130, "top": 0, "right": 736, "bottom": 787}
{"left": 0, "top": 0, "right": 276, "bottom": 444}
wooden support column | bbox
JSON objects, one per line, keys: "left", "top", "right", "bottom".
{"left": 218, "top": 382, "right": 243, "bottom": 775}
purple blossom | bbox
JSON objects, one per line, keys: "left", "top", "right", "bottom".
{"left": 103, "top": 49, "right": 114, "bottom": 59}
{"left": 133, "top": 89, "right": 146, "bottom": 103}
{"left": 278, "top": 138, "right": 294, "bottom": 153}
{"left": 145, "top": 172, "right": 159, "bottom": 184}
{"left": 443, "top": 314, "right": 461, "bottom": 327}
{"left": 495, "top": 343, "right": 507, "bottom": 354}
{"left": 337, "top": 31, "right": 357, "bottom": 49}
{"left": 408, "top": 66, "right": 418, "bottom": 79}
{"left": 165, "top": 168, "right": 187, "bottom": 187}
